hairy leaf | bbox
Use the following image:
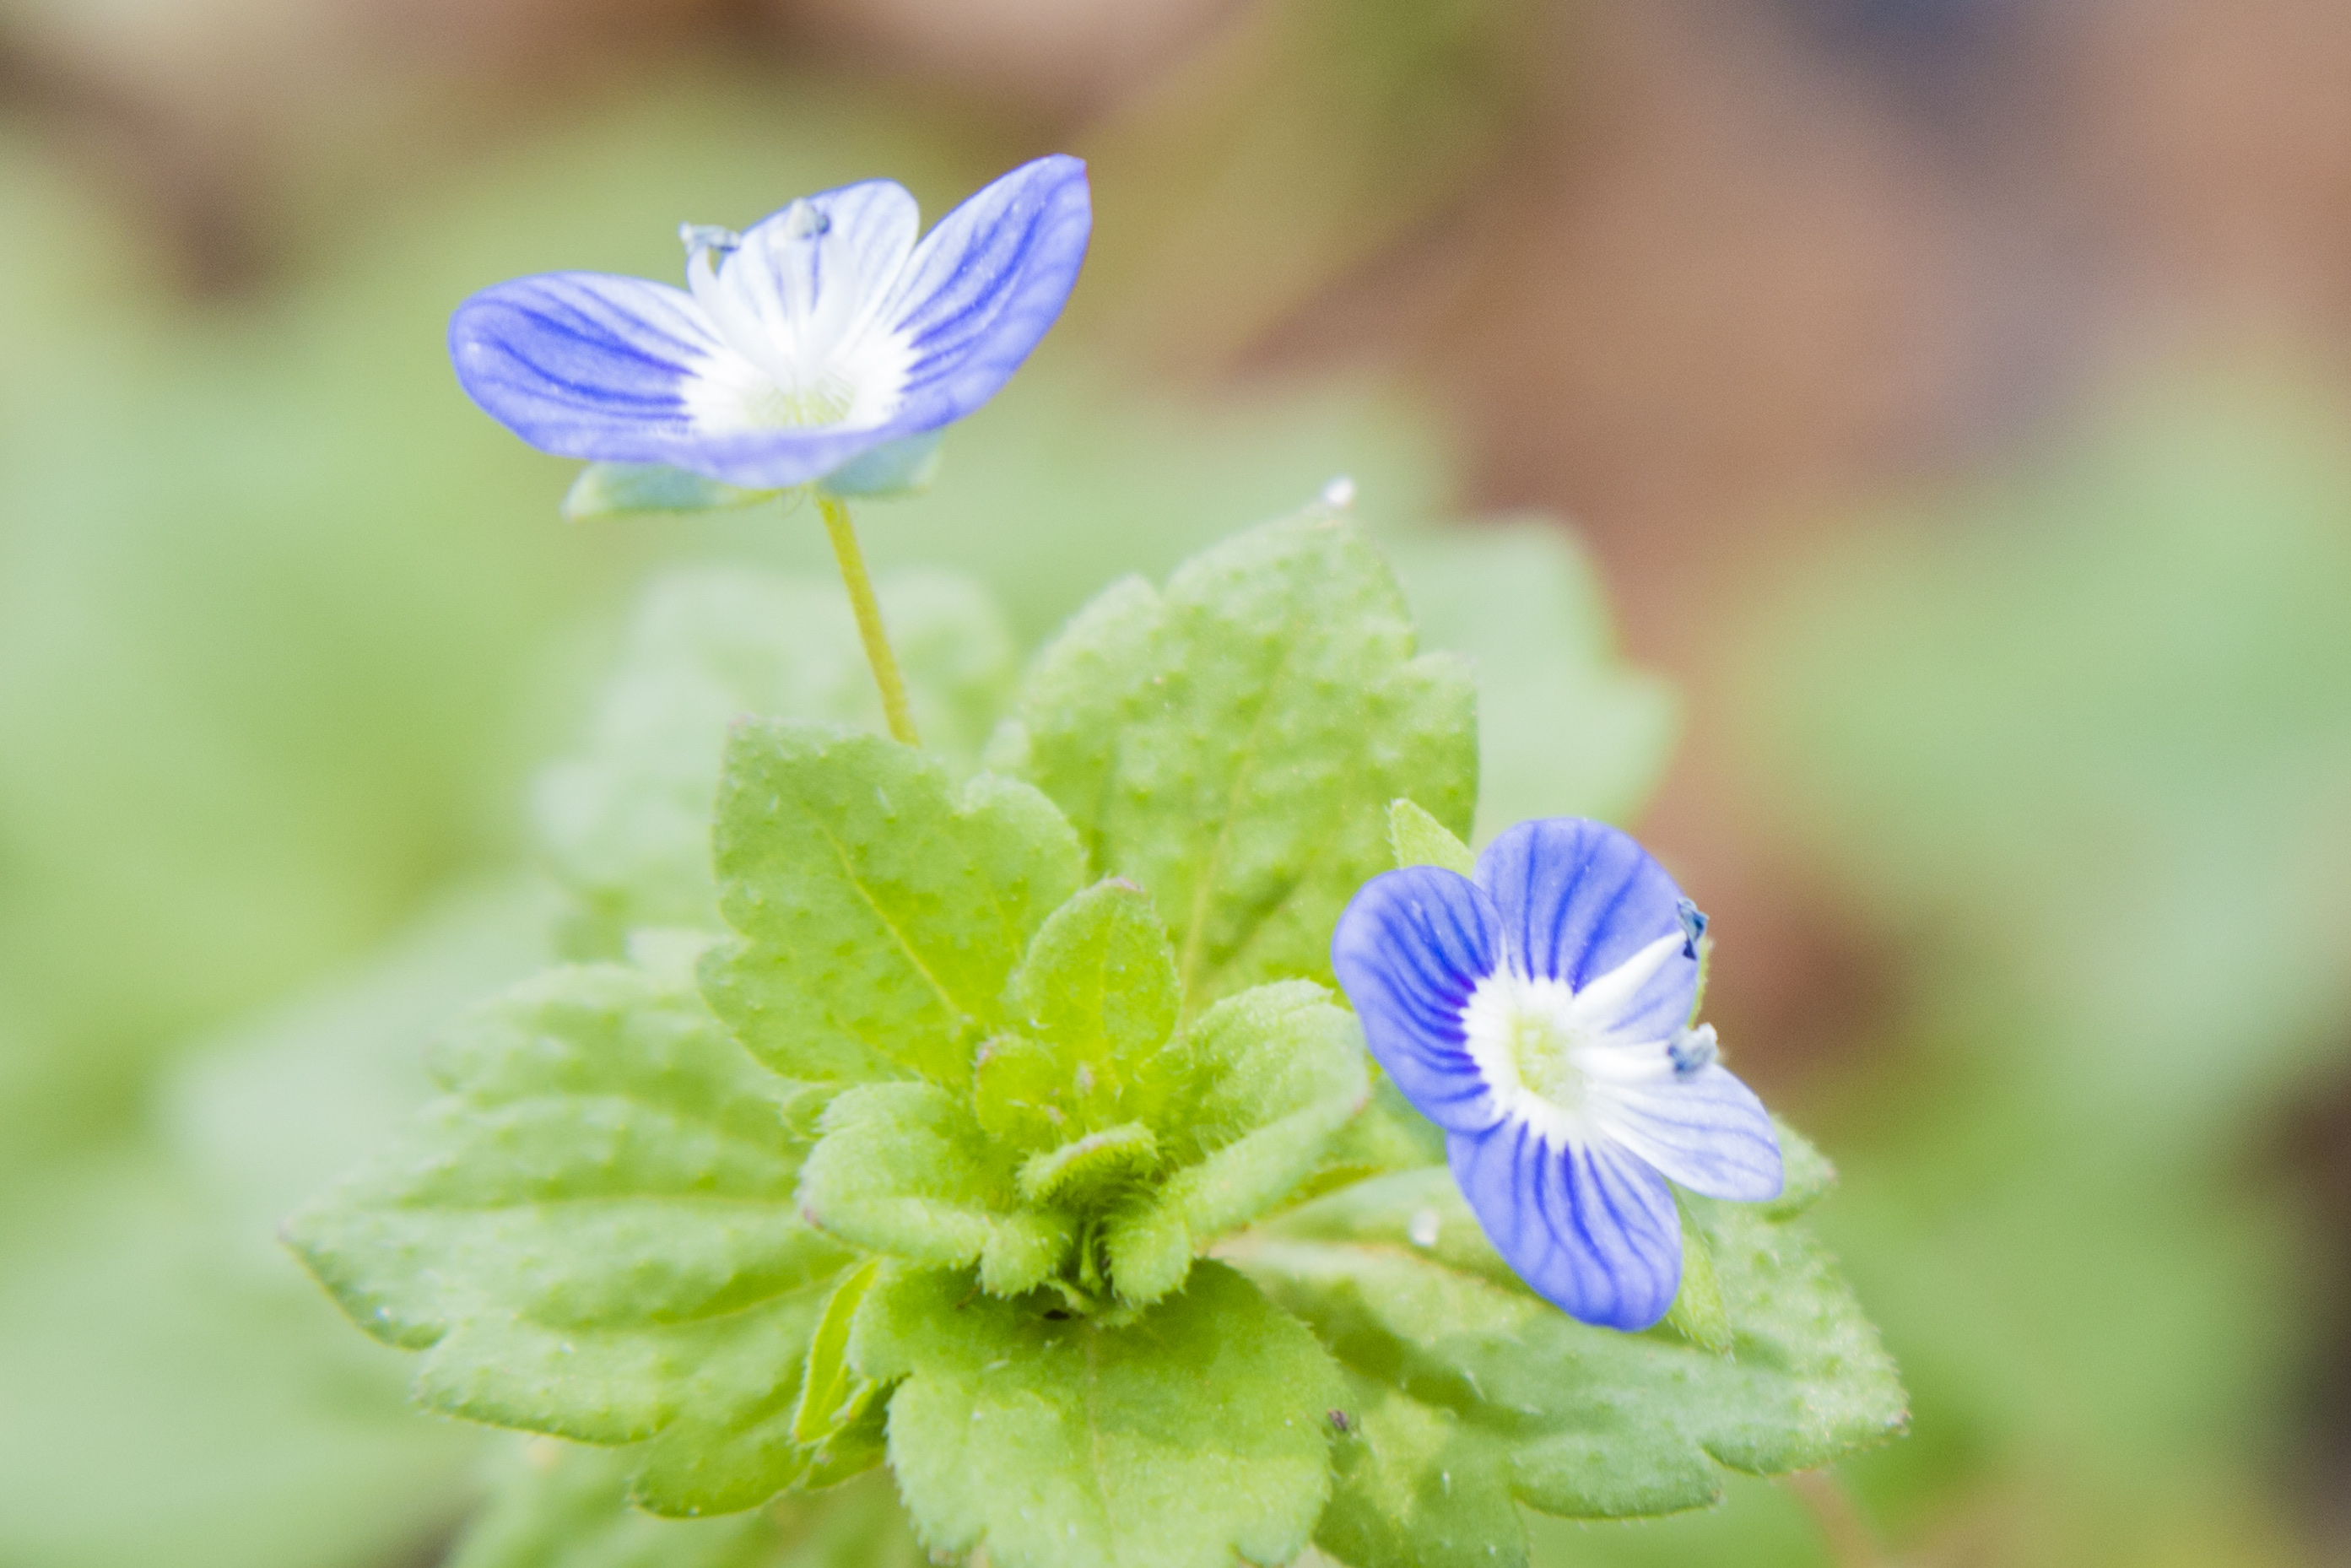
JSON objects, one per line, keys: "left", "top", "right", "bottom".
{"left": 852, "top": 1263, "right": 1342, "bottom": 1568}
{"left": 797, "top": 1081, "right": 1073, "bottom": 1295}
{"left": 1104, "top": 980, "right": 1370, "bottom": 1303}
{"left": 700, "top": 724, "right": 1083, "bottom": 1089}
{"left": 537, "top": 569, "right": 1019, "bottom": 954}
{"left": 286, "top": 963, "right": 859, "bottom": 1516}
{"left": 1228, "top": 1128, "right": 1906, "bottom": 1567}
{"left": 995, "top": 508, "right": 1476, "bottom": 1007}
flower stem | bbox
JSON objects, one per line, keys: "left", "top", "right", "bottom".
{"left": 817, "top": 495, "right": 921, "bottom": 747}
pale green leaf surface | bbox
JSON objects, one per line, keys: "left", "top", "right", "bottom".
{"left": 851, "top": 1263, "right": 1343, "bottom": 1568}
{"left": 1230, "top": 1145, "right": 1905, "bottom": 1568}
{"left": 537, "top": 570, "right": 1019, "bottom": 954}
{"left": 700, "top": 724, "right": 1083, "bottom": 1088}
{"left": 1012, "top": 878, "right": 1182, "bottom": 1111}
{"left": 997, "top": 508, "right": 1477, "bottom": 1007}
{"left": 287, "top": 962, "right": 858, "bottom": 1515}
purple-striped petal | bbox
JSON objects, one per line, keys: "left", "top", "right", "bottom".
{"left": 1473, "top": 819, "right": 1699, "bottom": 1044}
{"left": 1446, "top": 1121, "right": 1682, "bottom": 1330}
{"left": 1330, "top": 868, "right": 1504, "bottom": 1134}
{"left": 878, "top": 154, "right": 1092, "bottom": 429}
{"left": 449, "top": 273, "right": 729, "bottom": 463}
{"left": 1590, "top": 1062, "right": 1783, "bottom": 1203}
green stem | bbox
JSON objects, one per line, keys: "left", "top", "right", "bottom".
{"left": 817, "top": 495, "right": 921, "bottom": 747}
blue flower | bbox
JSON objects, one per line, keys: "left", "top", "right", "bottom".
{"left": 448, "top": 155, "right": 1091, "bottom": 489}
{"left": 1331, "top": 818, "right": 1783, "bottom": 1331}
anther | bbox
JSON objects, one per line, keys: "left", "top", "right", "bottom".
{"left": 1675, "top": 898, "right": 1708, "bottom": 960}
{"left": 678, "top": 223, "right": 741, "bottom": 260}
{"left": 1667, "top": 1024, "right": 1718, "bottom": 1078}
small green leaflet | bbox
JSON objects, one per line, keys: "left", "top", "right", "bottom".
{"left": 284, "top": 962, "right": 862, "bottom": 1517}
{"left": 993, "top": 508, "right": 1477, "bottom": 1008}
{"left": 1386, "top": 798, "right": 1475, "bottom": 876}
{"left": 536, "top": 568, "right": 1019, "bottom": 954}
{"left": 1227, "top": 1126, "right": 1904, "bottom": 1568}
{"left": 851, "top": 1263, "right": 1343, "bottom": 1568}
{"left": 699, "top": 722, "right": 1084, "bottom": 1089}
{"left": 447, "top": 1441, "right": 923, "bottom": 1568}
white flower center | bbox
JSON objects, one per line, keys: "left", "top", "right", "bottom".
{"left": 677, "top": 206, "right": 915, "bottom": 438}
{"left": 1462, "top": 970, "right": 1597, "bottom": 1144}
{"left": 1459, "top": 930, "right": 1689, "bottom": 1144}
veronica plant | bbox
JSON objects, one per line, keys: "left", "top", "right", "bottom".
{"left": 291, "top": 494, "right": 1905, "bottom": 1568}
{"left": 449, "top": 154, "right": 1091, "bottom": 744}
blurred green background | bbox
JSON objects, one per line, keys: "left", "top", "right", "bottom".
{"left": 4, "top": 1, "right": 2349, "bottom": 1565}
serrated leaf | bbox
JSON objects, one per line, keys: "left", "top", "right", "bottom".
{"left": 699, "top": 724, "right": 1084, "bottom": 1089}
{"left": 286, "top": 962, "right": 861, "bottom": 1516}
{"left": 1386, "top": 798, "right": 1474, "bottom": 875}
{"left": 851, "top": 1262, "right": 1342, "bottom": 1568}
{"left": 536, "top": 569, "right": 1019, "bottom": 954}
{"left": 1228, "top": 1141, "right": 1905, "bottom": 1568}
{"left": 1105, "top": 980, "right": 1370, "bottom": 1302}
{"left": 997, "top": 510, "right": 1476, "bottom": 1008}
{"left": 797, "top": 1081, "right": 1073, "bottom": 1295}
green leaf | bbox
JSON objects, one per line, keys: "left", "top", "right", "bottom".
{"left": 1012, "top": 879, "right": 1182, "bottom": 1106}
{"left": 699, "top": 723, "right": 1084, "bottom": 1089}
{"left": 286, "top": 962, "right": 861, "bottom": 1517}
{"left": 537, "top": 569, "right": 1020, "bottom": 954}
{"left": 1386, "top": 798, "right": 1474, "bottom": 875}
{"left": 1104, "top": 980, "right": 1370, "bottom": 1303}
{"left": 797, "top": 1081, "right": 1073, "bottom": 1296}
{"left": 449, "top": 1441, "right": 921, "bottom": 1568}
{"left": 560, "top": 462, "right": 778, "bottom": 521}
{"left": 1228, "top": 1138, "right": 1905, "bottom": 1567}
{"left": 851, "top": 1262, "right": 1343, "bottom": 1568}
{"left": 996, "top": 509, "right": 1476, "bottom": 1007}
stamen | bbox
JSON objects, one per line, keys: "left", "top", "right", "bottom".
{"left": 1667, "top": 1024, "right": 1718, "bottom": 1078}
{"left": 781, "top": 200, "right": 832, "bottom": 240}
{"left": 1676, "top": 898, "right": 1708, "bottom": 960}
{"left": 679, "top": 223, "right": 742, "bottom": 261}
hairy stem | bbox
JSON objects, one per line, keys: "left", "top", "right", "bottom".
{"left": 818, "top": 495, "right": 921, "bottom": 747}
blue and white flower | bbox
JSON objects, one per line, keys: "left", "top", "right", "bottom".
{"left": 1332, "top": 818, "right": 1783, "bottom": 1330}
{"left": 448, "top": 155, "right": 1091, "bottom": 489}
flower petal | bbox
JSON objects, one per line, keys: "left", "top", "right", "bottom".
{"left": 1330, "top": 868, "right": 1505, "bottom": 1133}
{"left": 702, "top": 180, "right": 920, "bottom": 392}
{"left": 878, "top": 154, "right": 1092, "bottom": 426}
{"left": 449, "top": 273, "right": 730, "bottom": 463}
{"left": 1446, "top": 1121, "right": 1681, "bottom": 1330}
{"left": 1589, "top": 1062, "right": 1784, "bottom": 1203}
{"left": 1473, "top": 818, "right": 1698, "bottom": 1043}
